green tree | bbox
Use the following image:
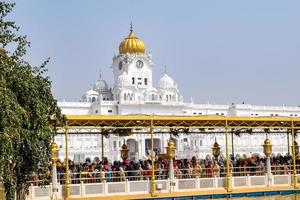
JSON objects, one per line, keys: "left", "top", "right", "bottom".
{"left": 0, "top": 2, "right": 64, "bottom": 199}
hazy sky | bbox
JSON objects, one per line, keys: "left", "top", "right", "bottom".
{"left": 9, "top": 0, "right": 300, "bottom": 106}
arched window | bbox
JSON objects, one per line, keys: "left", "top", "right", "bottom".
{"left": 127, "top": 93, "right": 131, "bottom": 101}
{"left": 152, "top": 94, "right": 155, "bottom": 101}
{"left": 92, "top": 97, "right": 96, "bottom": 102}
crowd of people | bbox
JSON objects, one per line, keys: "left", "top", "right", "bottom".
{"left": 29, "top": 153, "right": 300, "bottom": 185}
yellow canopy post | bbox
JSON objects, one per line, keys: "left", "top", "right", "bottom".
{"left": 64, "top": 126, "right": 70, "bottom": 199}
{"left": 150, "top": 118, "right": 156, "bottom": 196}
{"left": 225, "top": 120, "right": 232, "bottom": 192}
{"left": 291, "top": 120, "right": 297, "bottom": 188}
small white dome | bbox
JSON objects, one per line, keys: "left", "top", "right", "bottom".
{"left": 93, "top": 79, "right": 108, "bottom": 92}
{"left": 159, "top": 73, "right": 175, "bottom": 89}
{"left": 86, "top": 89, "right": 99, "bottom": 96}
{"left": 118, "top": 72, "right": 131, "bottom": 86}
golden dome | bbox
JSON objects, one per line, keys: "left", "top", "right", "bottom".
{"left": 119, "top": 23, "right": 145, "bottom": 54}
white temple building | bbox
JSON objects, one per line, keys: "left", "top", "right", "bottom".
{"left": 56, "top": 24, "right": 300, "bottom": 162}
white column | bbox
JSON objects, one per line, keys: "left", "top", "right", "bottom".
{"left": 51, "top": 162, "right": 58, "bottom": 200}
{"left": 266, "top": 156, "right": 272, "bottom": 186}
{"left": 169, "top": 159, "right": 175, "bottom": 192}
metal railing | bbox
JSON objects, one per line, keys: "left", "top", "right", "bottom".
{"left": 27, "top": 164, "right": 300, "bottom": 185}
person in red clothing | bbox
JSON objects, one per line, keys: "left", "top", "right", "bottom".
{"left": 283, "top": 162, "right": 289, "bottom": 175}
{"left": 145, "top": 161, "right": 152, "bottom": 178}
{"left": 206, "top": 161, "right": 213, "bottom": 178}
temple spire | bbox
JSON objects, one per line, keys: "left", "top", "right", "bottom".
{"left": 130, "top": 21, "right": 133, "bottom": 33}
{"left": 99, "top": 69, "right": 102, "bottom": 80}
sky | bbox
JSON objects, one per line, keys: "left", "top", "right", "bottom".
{"left": 8, "top": 0, "right": 300, "bottom": 106}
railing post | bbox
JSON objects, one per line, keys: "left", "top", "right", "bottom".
{"left": 195, "top": 176, "right": 200, "bottom": 190}
{"left": 29, "top": 184, "right": 34, "bottom": 200}
{"left": 57, "top": 182, "right": 62, "bottom": 199}
{"left": 49, "top": 183, "right": 53, "bottom": 198}
{"left": 80, "top": 178, "right": 84, "bottom": 197}
{"left": 174, "top": 178, "right": 179, "bottom": 191}
{"left": 126, "top": 179, "right": 130, "bottom": 193}
{"left": 271, "top": 173, "right": 274, "bottom": 186}
{"left": 103, "top": 180, "right": 107, "bottom": 195}
{"left": 247, "top": 174, "right": 250, "bottom": 188}
{"left": 166, "top": 178, "right": 170, "bottom": 192}
{"left": 288, "top": 172, "right": 291, "bottom": 186}
{"left": 32, "top": 184, "right": 36, "bottom": 200}
{"left": 213, "top": 175, "right": 218, "bottom": 189}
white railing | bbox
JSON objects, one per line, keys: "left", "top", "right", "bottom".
{"left": 27, "top": 173, "right": 298, "bottom": 200}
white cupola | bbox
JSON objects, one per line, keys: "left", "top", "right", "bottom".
{"left": 93, "top": 74, "right": 109, "bottom": 92}
{"left": 83, "top": 89, "right": 99, "bottom": 103}
{"left": 159, "top": 73, "right": 176, "bottom": 89}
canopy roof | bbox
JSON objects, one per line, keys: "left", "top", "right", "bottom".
{"left": 54, "top": 115, "right": 300, "bottom": 130}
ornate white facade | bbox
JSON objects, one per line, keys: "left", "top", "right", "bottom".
{"left": 55, "top": 25, "right": 300, "bottom": 162}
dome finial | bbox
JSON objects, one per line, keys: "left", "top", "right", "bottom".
{"left": 164, "top": 65, "right": 167, "bottom": 74}
{"left": 130, "top": 21, "right": 133, "bottom": 33}
{"left": 99, "top": 69, "right": 102, "bottom": 80}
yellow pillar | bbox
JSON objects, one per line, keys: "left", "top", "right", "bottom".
{"left": 65, "top": 126, "right": 70, "bottom": 199}
{"left": 101, "top": 133, "right": 104, "bottom": 160}
{"left": 225, "top": 120, "right": 232, "bottom": 192}
{"left": 291, "top": 121, "right": 297, "bottom": 188}
{"left": 150, "top": 118, "right": 156, "bottom": 196}
{"left": 287, "top": 130, "right": 290, "bottom": 155}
